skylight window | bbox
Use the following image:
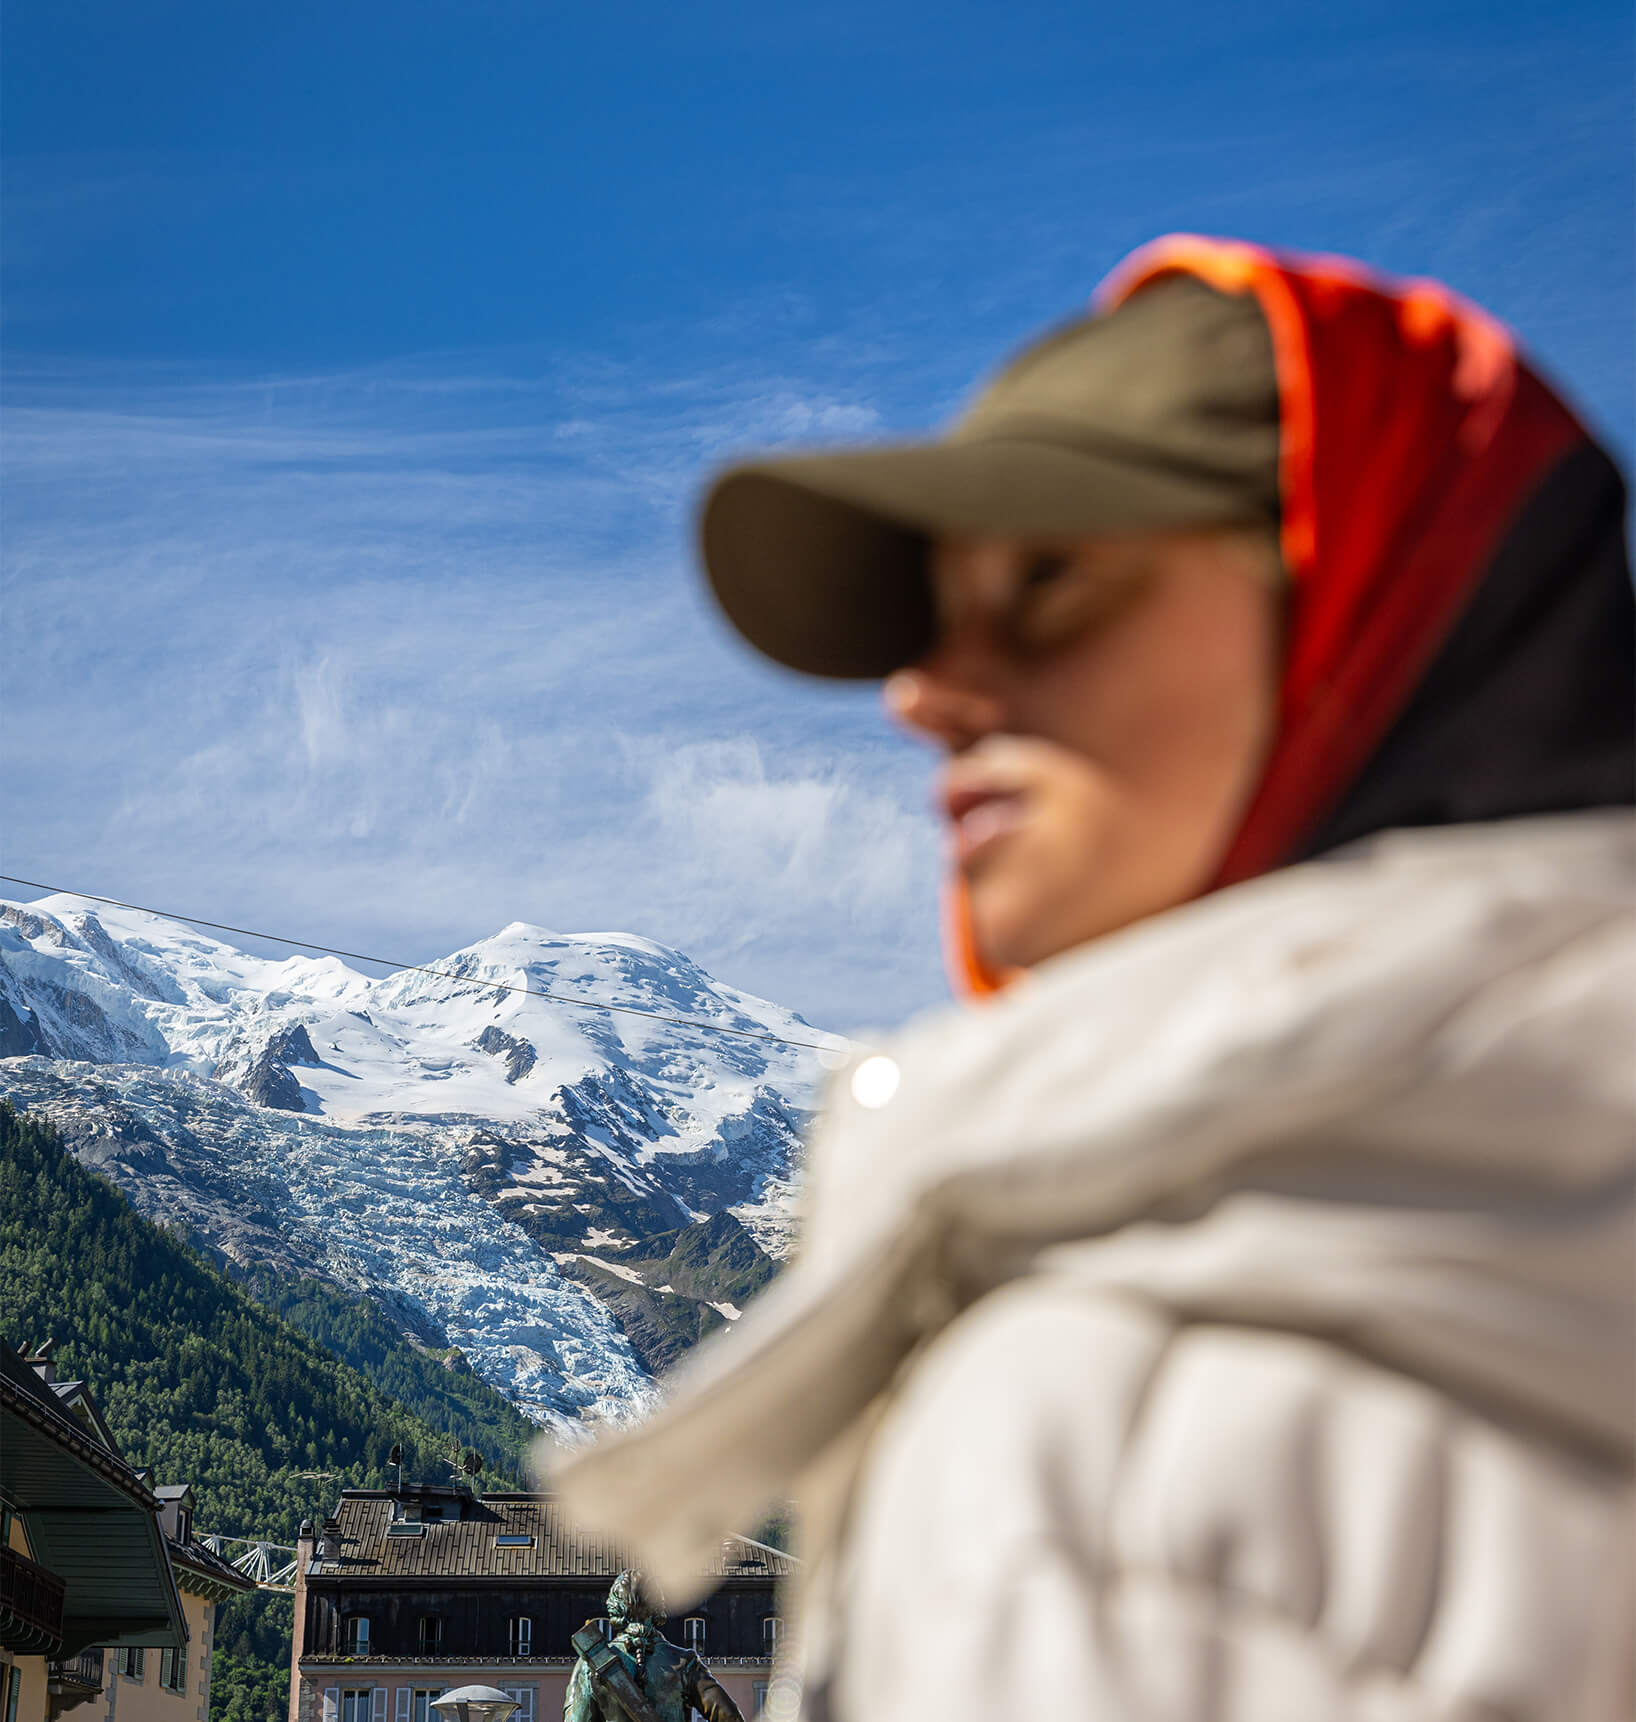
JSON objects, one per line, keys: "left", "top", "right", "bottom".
{"left": 495, "top": 1534, "right": 534, "bottom": 1547}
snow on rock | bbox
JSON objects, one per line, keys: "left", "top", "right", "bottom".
{"left": 0, "top": 895, "right": 825, "bottom": 1429}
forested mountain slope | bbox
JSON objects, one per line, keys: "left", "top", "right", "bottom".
{"left": 0, "top": 1101, "right": 531, "bottom": 1533}
{"left": 232, "top": 1263, "right": 541, "bottom": 1479}
{"left": 0, "top": 1101, "right": 538, "bottom": 1722}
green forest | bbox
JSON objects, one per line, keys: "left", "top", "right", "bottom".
{"left": 0, "top": 1102, "right": 542, "bottom": 1722}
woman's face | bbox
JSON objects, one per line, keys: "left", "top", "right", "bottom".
{"left": 886, "top": 529, "right": 1282, "bottom": 973}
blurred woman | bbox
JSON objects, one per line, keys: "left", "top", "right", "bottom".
{"left": 555, "top": 237, "right": 1635, "bottom": 1721}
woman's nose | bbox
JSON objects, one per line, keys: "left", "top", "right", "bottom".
{"left": 884, "top": 654, "right": 1008, "bottom": 751}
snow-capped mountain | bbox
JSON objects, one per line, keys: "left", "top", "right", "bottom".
{"left": 0, "top": 894, "right": 829, "bottom": 1435}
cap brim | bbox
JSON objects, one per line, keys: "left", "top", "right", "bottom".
{"left": 699, "top": 435, "right": 1267, "bottom": 679}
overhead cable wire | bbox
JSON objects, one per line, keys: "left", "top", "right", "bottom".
{"left": 0, "top": 873, "right": 851, "bottom": 1056}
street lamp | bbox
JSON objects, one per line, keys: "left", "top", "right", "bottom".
{"left": 429, "top": 1688, "right": 519, "bottom": 1722}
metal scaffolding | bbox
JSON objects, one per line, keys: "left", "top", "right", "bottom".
{"left": 198, "top": 1532, "right": 300, "bottom": 1593}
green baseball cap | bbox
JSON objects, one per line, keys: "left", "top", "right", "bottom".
{"left": 698, "top": 274, "right": 1281, "bottom": 679}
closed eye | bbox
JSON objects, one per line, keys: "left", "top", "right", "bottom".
{"left": 1009, "top": 550, "right": 1153, "bottom": 656}
{"left": 1020, "top": 551, "right": 1072, "bottom": 590}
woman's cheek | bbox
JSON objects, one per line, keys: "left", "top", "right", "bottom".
{"left": 975, "top": 767, "right": 1124, "bottom": 967}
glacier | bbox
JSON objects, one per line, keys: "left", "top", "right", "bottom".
{"left": 0, "top": 894, "right": 828, "bottom": 1435}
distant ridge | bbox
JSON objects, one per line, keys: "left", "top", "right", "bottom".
{"left": 0, "top": 895, "right": 819, "bottom": 1425}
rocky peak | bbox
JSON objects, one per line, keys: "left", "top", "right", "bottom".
{"left": 240, "top": 1050, "right": 307, "bottom": 1113}
{"left": 0, "top": 994, "right": 53, "bottom": 1059}
{"left": 266, "top": 1023, "right": 321, "bottom": 1067}
{"left": 474, "top": 1025, "right": 537, "bottom": 1085}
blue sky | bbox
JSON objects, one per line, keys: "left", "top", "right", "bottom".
{"left": 3, "top": 0, "right": 1630, "bottom": 1030}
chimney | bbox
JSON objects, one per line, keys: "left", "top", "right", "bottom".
{"left": 27, "top": 1338, "right": 58, "bottom": 1385}
{"left": 289, "top": 1521, "right": 316, "bottom": 1722}
{"left": 319, "top": 1516, "right": 342, "bottom": 1561}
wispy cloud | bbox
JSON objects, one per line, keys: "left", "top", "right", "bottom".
{"left": 0, "top": 343, "right": 948, "bottom": 1030}
{"left": 7, "top": 10, "right": 1624, "bottom": 1040}
{"left": 639, "top": 737, "right": 939, "bottom": 1023}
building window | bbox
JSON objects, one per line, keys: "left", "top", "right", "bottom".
{"left": 159, "top": 1649, "right": 186, "bottom": 1694}
{"left": 417, "top": 1616, "right": 442, "bottom": 1654}
{"left": 340, "top": 1691, "right": 374, "bottom": 1722}
{"left": 410, "top": 1690, "right": 442, "bottom": 1722}
{"left": 682, "top": 1617, "right": 706, "bottom": 1653}
{"left": 345, "top": 1616, "right": 371, "bottom": 1656}
{"left": 751, "top": 1683, "right": 770, "bottom": 1719}
{"left": 500, "top": 1690, "right": 534, "bottom": 1722}
{"left": 507, "top": 1616, "right": 531, "bottom": 1657}
{"left": 119, "top": 1649, "right": 146, "bottom": 1680}
{"left": 762, "top": 1616, "right": 783, "bottom": 1655}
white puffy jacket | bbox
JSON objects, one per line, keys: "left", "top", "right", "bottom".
{"left": 554, "top": 813, "right": 1636, "bottom": 1721}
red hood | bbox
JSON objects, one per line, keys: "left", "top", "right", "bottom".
{"left": 951, "top": 234, "right": 1614, "bottom": 997}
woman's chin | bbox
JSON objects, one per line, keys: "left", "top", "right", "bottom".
{"left": 967, "top": 868, "right": 1137, "bottom": 975}
{"left": 965, "top": 886, "right": 1062, "bottom": 976}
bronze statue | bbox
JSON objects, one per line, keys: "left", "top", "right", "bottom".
{"left": 564, "top": 1570, "right": 745, "bottom": 1722}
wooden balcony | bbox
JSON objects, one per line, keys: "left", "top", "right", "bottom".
{"left": 0, "top": 1541, "right": 67, "bottom": 1657}
{"left": 50, "top": 1650, "right": 106, "bottom": 1695}
{"left": 48, "top": 1649, "right": 106, "bottom": 1721}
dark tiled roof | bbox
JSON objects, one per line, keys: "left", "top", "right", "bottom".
{"left": 312, "top": 1493, "right": 797, "bottom": 1582}
{"left": 170, "top": 1536, "right": 256, "bottom": 1595}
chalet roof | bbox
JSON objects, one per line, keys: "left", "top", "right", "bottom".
{"left": 1, "top": 1340, "right": 156, "bottom": 1512}
{"left": 60, "top": 1389, "right": 123, "bottom": 1457}
{"left": 0, "top": 1339, "right": 190, "bottom": 1657}
{"left": 169, "top": 1535, "right": 256, "bottom": 1600}
{"left": 310, "top": 1492, "right": 796, "bottom": 1584}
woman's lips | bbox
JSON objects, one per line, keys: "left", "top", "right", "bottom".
{"left": 944, "top": 784, "right": 1027, "bottom": 867}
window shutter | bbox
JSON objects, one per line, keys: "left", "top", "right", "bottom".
{"left": 324, "top": 1688, "right": 340, "bottom": 1722}
{"left": 372, "top": 1688, "right": 386, "bottom": 1722}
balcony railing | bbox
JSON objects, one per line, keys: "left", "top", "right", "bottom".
{"left": 50, "top": 1650, "right": 106, "bottom": 1694}
{"left": 0, "top": 1542, "right": 67, "bottom": 1657}
{"left": 48, "top": 1649, "right": 106, "bottom": 1719}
